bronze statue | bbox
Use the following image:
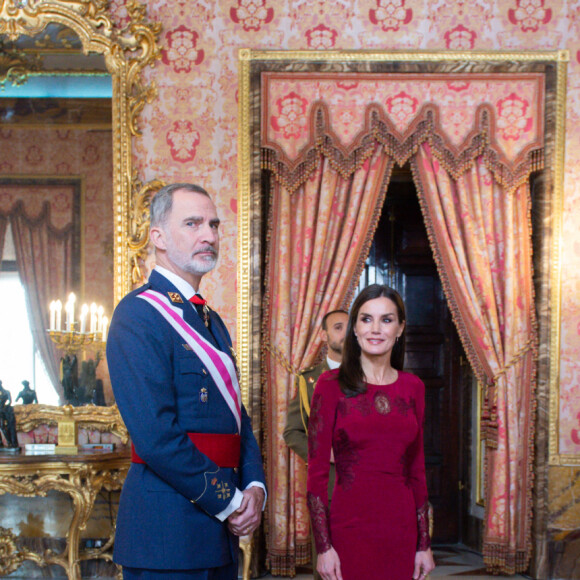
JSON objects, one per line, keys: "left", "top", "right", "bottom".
{"left": 0, "top": 381, "right": 19, "bottom": 450}
{"left": 15, "top": 380, "right": 38, "bottom": 405}
{"left": 78, "top": 354, "right": 101, "bottom": 406}
{"left": 61, "top": 354, "right": 79, "bottom": 405}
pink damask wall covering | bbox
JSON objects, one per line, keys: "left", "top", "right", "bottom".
{"left": 124, "top": 0, "right": 580, "bottom": 459}
{"left": 0, "top": 128, "right": 113, "bottom": 312}
{"left": 0, "top": 127, "right": 114, "bottom": 397}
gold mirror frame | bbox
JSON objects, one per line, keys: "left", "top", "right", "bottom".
{"left": 1, "top": 0, "right": 161, "bottom": 305}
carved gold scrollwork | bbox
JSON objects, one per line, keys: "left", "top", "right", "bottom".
{"left": 0, "top": 456, "right": 130, "bottom": 579}
{"left": 2, "top": 0, "right": 162, "bottom": 302}
{"left": 117, "top": 0, "right": 161, "bottom": 137}
{"left": 0, "top": 0, "right": 113, "bottom": 43}
{"left": 129, "top": 175, "right": 165, "bottom": 285}
{"left": 0, "top": 525, "right": 45, "bottom": 576}
{"left": 14, "top": 403, "right": 129, "bottom": 443}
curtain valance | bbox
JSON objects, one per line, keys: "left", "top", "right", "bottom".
{"left": 262, "top": 105, "right": 543, "bottom": 195}
{"left": 261, "top": 72, "right": 545, "bottom": 193}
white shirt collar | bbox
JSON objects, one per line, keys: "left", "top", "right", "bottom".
{"left": 154, "top": 266, "right": 198, "bottom": 300}
{"left": 327, "top": 356, "right": 340, "bottom": 370}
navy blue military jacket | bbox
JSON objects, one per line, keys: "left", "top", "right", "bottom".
{"left": 107, "top": 270, "right": 265, "bottom": 570}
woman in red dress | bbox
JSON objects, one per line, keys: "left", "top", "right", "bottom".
{"left": 307, "top": 284, "right": 435, "bottom": 580}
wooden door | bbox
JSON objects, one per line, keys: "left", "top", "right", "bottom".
{"left": 359, "top": 167, "right": 468, "bottom": 543}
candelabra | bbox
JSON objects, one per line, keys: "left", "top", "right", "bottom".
{"left": 47, "top": 293, "right": 108, "bottom": 409}
{"left": 47, "top": 329, "right": 106, "bottom": 356}
{"left": 47, "top": 293, "right": 108, "bottom": 356}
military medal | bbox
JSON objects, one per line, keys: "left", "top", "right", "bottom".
{"left": 190, "top": 295, "right": 210, "bottom": 327}
{"left": 200, "top": 387, "right": 208, "bottom": 403}
{"left": 229, "top": 347, "right": 241, "bottom": 381}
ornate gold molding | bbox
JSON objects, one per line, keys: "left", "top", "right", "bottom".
{"left": 0, "top": 452, "right": 129, "bottom": 578}
{"left": 1, "top": 0, "right": 161, "bottom": 305}
{"left": 14, "top": 403, "right": 129, "bottom": 443}
{"left": 549, "top": 55, "right": 577, "bottom": 465}
{"left": 128, "top": 175, "right": 165, "bottom": 286}
{"left": 238, "top": 48, "right": 569, "bottom": 63}
{"left": 237, "top": 51, "right": 252, "bottom": 407}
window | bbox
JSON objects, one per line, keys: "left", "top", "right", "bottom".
{"left": 0, "top": 267, "right": 57, "bottom": 406}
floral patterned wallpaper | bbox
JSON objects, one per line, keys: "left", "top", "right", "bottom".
{"left": 122, "top": 0, "right": 580, "bottom": 455}
{"left": 0, "top": 128, "right": 113, "bottom": 313}
{"left": 0, "top": 128, "right": 114, "bottom": 400}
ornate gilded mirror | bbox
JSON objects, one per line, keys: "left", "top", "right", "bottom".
{"left": 0, "top": 0, "right": 160, "bottom": 405}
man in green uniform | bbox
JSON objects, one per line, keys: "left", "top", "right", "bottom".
{"left": 283, "top": 309, "right": 348, "bottom": 578}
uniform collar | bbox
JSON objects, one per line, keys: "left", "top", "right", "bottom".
{"left": 154, "top": 266, "right": 198, "bottom": 300}
{"left": 326, "top": 356, "right": 340, "bottom": 370}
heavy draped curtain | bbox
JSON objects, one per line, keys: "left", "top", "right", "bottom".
{"left": 10, "top": 202, "right": 75, "bottom": 396}
{"left": 411, "top": 143, "right": 537, "bottom": 572}
{"left": 262, "top": 102, "right": 540, "bottom": 576}
{"left": 263, "top": 146, "right": 393, "bottom": 574}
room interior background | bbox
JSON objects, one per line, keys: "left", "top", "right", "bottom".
{"left": 1, "top": 1, "right": 579, "bottom": 579}
{"left": 126, "top": 3, "right": 579, "bottom": 577}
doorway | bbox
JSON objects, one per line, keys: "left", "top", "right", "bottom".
{"left": 240, "top": 52, "right": 565, "bottom": 577}
{"left": 358, "top": 164, "right": 474, "bottom": 546}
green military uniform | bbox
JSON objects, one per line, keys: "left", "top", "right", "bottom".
{"left": 284, "top": 359, "right": 336, "bottom": 579}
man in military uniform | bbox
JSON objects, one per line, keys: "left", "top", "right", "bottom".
{"left": 283, "top": 309, "right": 348, "bottom": 578}
{"left": 107, "top": 183, "right": 265, "bottom": 579}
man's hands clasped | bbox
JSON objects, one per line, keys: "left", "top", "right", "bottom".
{"left": 227, "top": 487, "right": 265, "bottom": 536}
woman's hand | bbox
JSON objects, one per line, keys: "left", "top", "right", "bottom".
{"left": 317, "top": 546, "right": 343, "bottom": 580}
{"left": 413, "top": 548, "right": 435, "bottom": 579}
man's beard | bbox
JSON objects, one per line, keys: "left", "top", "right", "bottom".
{"left": 167, "top": 245, "right": 218, "bottom": 276}
{"left": 328, "top": 340, "right": 343, "bottom": 356}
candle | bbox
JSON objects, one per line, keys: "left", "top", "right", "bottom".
{"left": 55, "top": 300, "right": 62, "bottom": 332}
{"left": 89, "top": 303, "right": 97, "bottom": 334}
{"left": 101, "top": 316, "right": 109, "bottom": 343}
{"left": 80, "top": 304, "right": 89, "bottom": 333}
{"left": 65, "top": 293, "right": 76, "bottom": 331}
{"left": 97, "top": 305, "right": 104, "bottom": 333}
{"left": 49, "top": 300, "right": 56, "bottom": 331}
{"left": 65, "top": 302, "right": 72, "bottom": 331}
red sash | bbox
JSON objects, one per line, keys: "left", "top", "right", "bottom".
{"left": 131, "top": 432, "right": 241, "bottom": 468}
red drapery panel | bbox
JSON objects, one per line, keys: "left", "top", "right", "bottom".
{"left": 263, "top": 146, "right": 393, "bottom": 575}
{"left": 411, "top": 143, "right": 537, "bottom": 573}
{"left": 10, "top": 202, "right": 75, "bottom": 398}
{"left": 261, "top": 72, "right": 544, "bottom": 575}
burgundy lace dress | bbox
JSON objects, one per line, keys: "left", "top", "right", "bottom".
{"left": 307, "top": 369, "right": 430, "bottom": 580}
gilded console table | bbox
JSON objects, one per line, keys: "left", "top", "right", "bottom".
{"left": 0, "top": 448, "right": 131, "bottom": 580}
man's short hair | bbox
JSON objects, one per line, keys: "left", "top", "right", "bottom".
{"left": 321, "top": 309, "right": 349, "bottom": 331}
{"left": 150, "top": 183, "right": 210, "bottom": 228}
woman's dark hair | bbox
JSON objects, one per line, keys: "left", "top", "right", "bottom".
{"left": 338, "top": 284, "right": 406, "bottom": 397}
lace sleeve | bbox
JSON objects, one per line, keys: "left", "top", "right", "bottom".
{"left": 307, "top": 375, "right": 339, "bottom": 555}
{"left": 307, "top": 492, "right": 332, "bottom": 553}
{"left": 417, "top": 500, "right": 431, "bottom": 551}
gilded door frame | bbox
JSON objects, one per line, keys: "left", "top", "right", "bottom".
{"left": 237, "top": 49, "right": 570, "bottom": 467}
